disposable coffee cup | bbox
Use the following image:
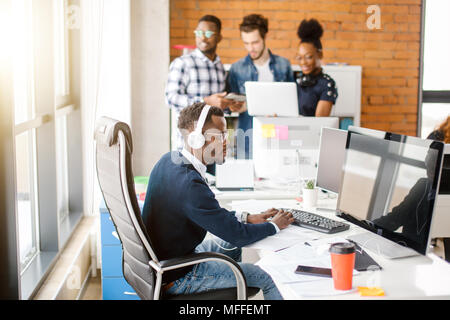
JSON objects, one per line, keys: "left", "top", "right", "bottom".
{"left": 329, "top": 242, "right": 355, "bottom": 290}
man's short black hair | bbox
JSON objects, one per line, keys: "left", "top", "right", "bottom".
{"left": 198, "top": 15, "right": 222, "bottom": 33}
{"left": 178, "top": 102, "right": 224, "bottom": 134}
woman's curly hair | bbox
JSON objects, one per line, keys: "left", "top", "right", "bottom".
{"left": 297, "top": 18, "right": 324, "bottom": 51}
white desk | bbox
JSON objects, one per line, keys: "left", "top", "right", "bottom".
{"left": 213, "top": 188, "right": 298, "bottom": 211}
{"left": 225, "top": 195, "right": 450, "bottom": 300}
{"left": 212, "top": 179, "right": 307, "bottom": 211}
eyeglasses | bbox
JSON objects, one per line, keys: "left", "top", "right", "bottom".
{"left": 193, "top": 30, "right": 215, "bottom": 39}
{"left": 205, "top": 131, "right": 228, "bottom": 142}
{"left": 295, "top": 54, "right": 314, "bottom": 61}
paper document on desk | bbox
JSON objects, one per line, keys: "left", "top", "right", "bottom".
{"left": 256, "top": 241, "right": 358, "bottom": 285}
{"left": 246, "top": 226, "right": 314, "bottom": 251}
{"left": 267, "top": 242, "right": 334, "bottom": 268}
{"left": 274, "top": 240, "right": 359, "bottom": 272}
{"left": 246, "top": 237, "right": 301, "bottom": 252}
{"left": 255, "top": 244, "right": 328, "bottom": 285}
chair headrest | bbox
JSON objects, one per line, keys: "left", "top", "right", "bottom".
{"left": 94, "top": 116, "right": 133, "bottom": 154}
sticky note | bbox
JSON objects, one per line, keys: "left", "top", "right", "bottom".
{"left": 262, "top": 124, "right": 276, "bottom": 138}
{"left": 357, "top": 287, "right": 385, "bottom": 297}
{"left": 275, "top": 125, "right": 289, "bottom": 140}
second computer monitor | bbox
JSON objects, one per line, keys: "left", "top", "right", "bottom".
{"left": 252, "top": 117, "right": 339, "bottom": 180}
{"left": 337, "top": 126, "right": 445, "bottom": 257}
{"left": 316, "top": 127, "right": 348, "bottom": 193}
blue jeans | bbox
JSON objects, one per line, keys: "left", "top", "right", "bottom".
{"left": 164, "top": 237, "right": 283, "bottom": 300}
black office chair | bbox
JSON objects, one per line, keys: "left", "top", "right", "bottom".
{"left": 94, "top": 117, "right": 260, "bottom": 300}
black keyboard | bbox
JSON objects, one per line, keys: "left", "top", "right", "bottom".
{"left": 279, "top": 208, "right": 350, "bottom": 234}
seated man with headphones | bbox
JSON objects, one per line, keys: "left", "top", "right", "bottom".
{"left": 142, "top": 102, "right": 294, "bottom": 300}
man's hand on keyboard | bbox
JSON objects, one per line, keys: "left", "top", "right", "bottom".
{"left": 271, "top": 210, "right": 295, "bottom": 230}
{"left": 247, "top": 208, "right": 278, "bottom": 224}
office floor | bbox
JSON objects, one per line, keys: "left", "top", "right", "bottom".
{"left": 80, "top": 248, "right": 264, "bottom": 300}
{"left": 81, "top": 272, "right": 102, "bottom": 300}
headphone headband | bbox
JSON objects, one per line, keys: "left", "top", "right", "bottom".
{"left": 187, "top": 104, "right": 211, "bottom": 149}
{"left": 194, "top": 104, "right": 211, "bottom": 134}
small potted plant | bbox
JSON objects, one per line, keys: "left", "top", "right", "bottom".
{"left": 302, "top": 179, "right": 318, "bottom": 208}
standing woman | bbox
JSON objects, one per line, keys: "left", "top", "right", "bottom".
{"left": 295, "top": 19, "right": 337, "bottom": 116}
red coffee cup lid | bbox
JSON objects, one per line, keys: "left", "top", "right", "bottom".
{"left": 329, "top": 242, "right": 355, "bottom": 254}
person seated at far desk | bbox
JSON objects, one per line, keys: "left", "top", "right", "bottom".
{"left": 426, "top": 115, "right": 450, "bottom": 261}
{"left": 295, "top": 19, "right": 338, "bottom": 117}
{"left": 142, "top": 102, "right": 294, "bottom": 300}
{"left": 372, "top": 144, "right": 441, "bottom": 250}
{"left": 427, "top": 115, "right": 450, "bottom": 143}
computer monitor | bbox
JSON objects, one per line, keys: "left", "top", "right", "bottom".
{"left": 336, "top": 126, "right": 444, "bottom": 258}
{"left": 316, "top": 127, "right": 348, "bottom": 193}
{"left": 252, "top": 116, "right": 339, "bottom": 180}
{"left": 245, "top": 82, "right": 299, "bottom": 117}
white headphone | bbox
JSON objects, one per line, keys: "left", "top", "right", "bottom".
{"left": 187, "top": 104, "right": 211, "bottom": 149}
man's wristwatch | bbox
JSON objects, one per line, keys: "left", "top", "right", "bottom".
{"left": 242, "top": 211, "right": 250, "bottom": 224}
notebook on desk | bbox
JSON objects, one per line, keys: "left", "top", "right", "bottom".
{"left": 305, "top": 237, "right": 381, "bottom": 272}
{"left": 350, "top": 240, "right": 382, "bottom": 271}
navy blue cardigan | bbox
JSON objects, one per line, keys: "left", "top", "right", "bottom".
{"left": 142, "top": 152, "right": 276, "bottom": 282}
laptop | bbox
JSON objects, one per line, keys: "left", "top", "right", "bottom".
{"left": 215, "top": 160, "right": 254, "bottom": 191}
{"left": 245, "top": 82, "right": 299, "bottom": 117}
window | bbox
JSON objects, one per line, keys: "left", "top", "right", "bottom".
{"left": 15, "top": 131, "right": 39, "bottom": 271}
{"left": 12, "top": 0, "right": 39, "bottom": 274}
{"left": 54, "top": 0, "right": 70, "bottom": 223}
{"left": 420, "top": 0, "right": 450, "bottom": 138}
{"left": 7, "top": 0, "right": 83, "bottom": 299}
{"left": 421, "top": 103, "right": 450, "bottom": 138}
{"left": 422, "top": 0, "right": 450, "bottom": 92}
{"left": 3, "top": 0, "right": 131, "bottom": 300}
{"left": 54, "top": 0, "right": 70, "bottom": 98}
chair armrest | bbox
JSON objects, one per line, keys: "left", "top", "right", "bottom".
{"left": 156, "top": 252, "right": 248, "bottom": 300}
{"left": 159, "top": 252, "right": 236, "bottom": 269}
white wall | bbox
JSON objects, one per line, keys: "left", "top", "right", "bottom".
{"left": 131, "top": 0, "right": 170, "bottom": 176}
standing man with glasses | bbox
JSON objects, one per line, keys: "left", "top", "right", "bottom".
{"left": 227, "top": 14, "right": 294, "bottom": 159}
{"left": 165, "top": 15, "right": 244, "bottom": 159}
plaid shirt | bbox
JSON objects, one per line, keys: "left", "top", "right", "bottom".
{"left": 165, "top": 48, "right": 227, "bottom": 113}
